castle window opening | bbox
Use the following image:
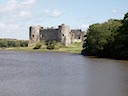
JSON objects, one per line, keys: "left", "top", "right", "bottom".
{"left": 40, "top": 35, "right": 43, "bottom": 37}
{"left": 32, "top": 35, "right": 34, "bottom": 37}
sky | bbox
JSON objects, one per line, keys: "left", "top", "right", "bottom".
{"left": 0, "top": 0, "right": 127, "bottom": 40}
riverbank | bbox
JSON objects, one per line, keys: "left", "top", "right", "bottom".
{"left": 5, "top": 42, "right": 83, "bottom": 54}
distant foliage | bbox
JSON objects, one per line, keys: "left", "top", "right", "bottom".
{"left": 45, "top": 41, "right": 56, "bottom": 50}
{"left": 20, "top": 41, "right": 28, "bottom": 47}
{"left": 0, "top": 39, "right": 28, "bottom": 48}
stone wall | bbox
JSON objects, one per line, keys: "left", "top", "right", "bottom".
{"left": 40, "top": 28, "right": 59, "bottom": 41}
{"left": 71, "top": 29, "right": 84, "bottom": 43}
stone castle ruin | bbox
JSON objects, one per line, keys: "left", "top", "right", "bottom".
{"left": 29, "top": 24, "right": 84, "bottom": 46}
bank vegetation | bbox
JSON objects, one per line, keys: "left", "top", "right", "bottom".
{"left": 0, "top": 39, "right": 28, "bottom": 48}
{"left": 3, "top": 40, "right": 82, "bottom": 54}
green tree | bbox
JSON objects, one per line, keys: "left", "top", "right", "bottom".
{"left": 82, "top": 19, "right": 122, "bottom": 56}
{"left": 82, "top": 23, "right": 111, "bottom": 55}
{"left": 113, "top": 13, "right": 128, "bottom": 58}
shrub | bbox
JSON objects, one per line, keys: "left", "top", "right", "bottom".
{"left": 33, "top": 42, "right": 42, "bottom": 49}
{"left": 7, "top": 40, "right": 15, "bottom": 47}
{"left": 45, "top": 41, "right": 56, "bottom": 50}
{"left": 0, "top": 39, "right": 28, "bottom": 48}
{"left": 20, "top": 41, "right": 28, "bottom": 47}
{"left": 0, "top": 40, "right": 7, "bottom": 47}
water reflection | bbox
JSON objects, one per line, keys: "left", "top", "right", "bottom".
{"left": 0, "top": 50, "right": 127, "bottom": 96}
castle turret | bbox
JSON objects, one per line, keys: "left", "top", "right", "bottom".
{"left": 58, "top": 24, "right": 71, "bottom": 46}
{"left": 29, "top": 26, "right": 41, "bottom": 45}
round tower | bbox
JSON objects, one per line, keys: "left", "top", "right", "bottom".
{"left": 29, "top": 26, "right": 41, "bottom": 45}
{"left": 58, "top": 24, "right": 71, "bottom": 46}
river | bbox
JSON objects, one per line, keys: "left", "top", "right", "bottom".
{"left": 0, "top": 50, "right": 127, "bottom": 96}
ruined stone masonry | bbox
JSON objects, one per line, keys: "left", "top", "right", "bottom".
{"left": 29, "top": 24, "right": 84, "bottom": 46}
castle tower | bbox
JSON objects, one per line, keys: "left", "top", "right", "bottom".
{"left": 58, "top": 24, "right": 71, "bottom": 46}
{"left": 29, "top": 26, "right": 41, "bottom": 45}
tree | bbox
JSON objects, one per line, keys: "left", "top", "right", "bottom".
{"left": 113, "top": 12, "right": 128, "bottom": 58}
{"left": 82, "top": 19, "right": 122, "bottom": 57}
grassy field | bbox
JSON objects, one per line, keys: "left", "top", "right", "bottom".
{"left": 6, "top": 42, "right": 83, "bottom": 54}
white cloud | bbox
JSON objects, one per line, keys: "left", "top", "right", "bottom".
{"left": 51, "top": 9, "right": 62, "bottom": 17}
{"left": 112, "top": 9, "right": 117, "bottom": 13}
{"left": 7, "top": 0, "right": 18, "bottom": 5}
{"left": 8, "top": 24, "right": 20, "bottom": 30}
{"left": 6, "top": 0, "right": 17, "bottom": 10}
{"left": 0, "top": 0, "right": 38, "bottom": 39}
{"left": 78, "top": 24, "right": 89, "bottom": 31}
{"left": 0, "top": 0, "right": 17, "bottom": 12}
{"left": 0, "top": 23, "right": 5, "bottom": 29}
{"left": 21, "top": 0, "right": 37, "bottom": 5}
{"left": 0, "top": 0, "right": 36, "bottom": 14}
{"left": 44, "top": 9, "right": 50, "bottom": 13}
{"left": 0, "top": 22, "right": 21, "bottom": 31}
{"left": 19, "top": 11, "right": 32, "bottom": 18}
{"left": 44, "top": 9, "right": 62, "bottom": 18}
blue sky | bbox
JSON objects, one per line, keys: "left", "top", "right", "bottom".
{"left": 0, "top": 0, "right": 127, "bottom": 40}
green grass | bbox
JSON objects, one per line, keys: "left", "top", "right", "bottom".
{"left": 56, "top": 42, "right": 83, "bottom": 54}
{"left": 6, "top": 42, "right": 83, "bottom": 54}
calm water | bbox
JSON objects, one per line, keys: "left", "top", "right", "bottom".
{"left": 0, "top": 50, "right": 128, "bottom": 96}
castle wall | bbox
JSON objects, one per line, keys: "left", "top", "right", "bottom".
{"left": 71, "top": 29, "right": 84, "bottom": 43}
{"left": 40, "top": 28, "right": 59, "bottom": 41}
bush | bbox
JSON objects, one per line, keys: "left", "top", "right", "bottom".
{"left": 7, "top": 40, "right": 15, "bottom": 47}
{"left": 0, "top": 40, "right": 7, "bottom": 47}
{"left": 0, "top": 39, "right": 28, "bottom": 48}
{"left": 33, "top": 42, "right": 42, "bottom": 49}
{"left": 45, "top": 41, "right": 56, "bottom": 50}
{"left": 20, "top": 41, "right": 28, "bottom": 47}
{"left": 14, "top": 41, "right": 20, "bottom": 47}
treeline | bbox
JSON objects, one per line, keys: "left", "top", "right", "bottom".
{"left": 82, "top": 12, "right": 128, "bottom": 59}
{"left": 0, "top": 39, "right": 28, "bottom": 48}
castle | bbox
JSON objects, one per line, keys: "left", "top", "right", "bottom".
{"left": 29, "top": 24, "right": 84, "bottom": 46}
